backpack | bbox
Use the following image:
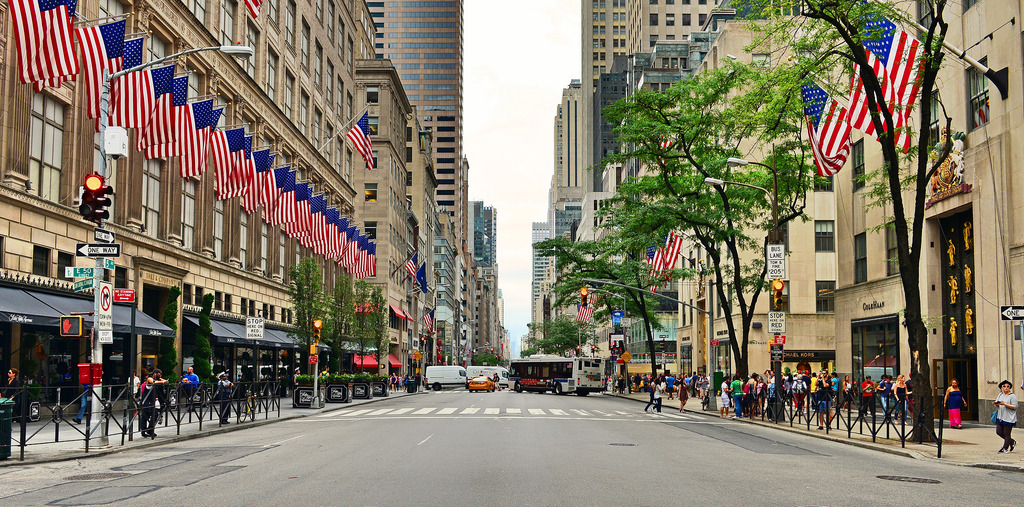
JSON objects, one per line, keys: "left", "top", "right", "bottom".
{"left": 792, "top": 380, "right": 805, "bottom": 393}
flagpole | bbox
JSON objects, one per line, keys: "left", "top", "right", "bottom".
{"left": 317, "top": 104, "right": 370, "bottom": 151}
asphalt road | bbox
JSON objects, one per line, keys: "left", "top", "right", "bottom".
{"left": 0, "top": 390, "right": 1020, "bottom": 507}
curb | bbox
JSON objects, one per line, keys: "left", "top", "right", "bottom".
{"left": 0, "top": 390, "right": 427, "bottom": 466}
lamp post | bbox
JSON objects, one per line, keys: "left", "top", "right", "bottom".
{"left": 92, "top": 45, "right": 253, "bottom": 443}
{"left": 704, "top": 156, "right": 783, "bottom": 421}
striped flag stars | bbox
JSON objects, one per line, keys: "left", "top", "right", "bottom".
{"left": 802, "top": 82, "right": 853, "bottom": 177}
{"left": 347, "top": 112, "right": 374, "bottom": 170}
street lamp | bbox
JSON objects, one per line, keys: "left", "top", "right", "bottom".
{"left": 704, "top": 157, "right": 784, "bottom": 421}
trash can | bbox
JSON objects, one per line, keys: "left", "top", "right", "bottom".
{"left": 407, "top": 381, "right": 416, "bottom": 393}
{"left": 0, "top": 398, "right": 13, "bottom": 459}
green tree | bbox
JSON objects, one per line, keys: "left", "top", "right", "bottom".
{"left": 531, "top": 317, "right": 587, "bottom": 357}
{"left": 288, "top": 258, "right": 329, "bottom": 375}
{"left": 192, "top": 293, "right": 214, "bottom": 381}
{"left": 158, "top": 286, "right": 181, "bottom": 381}
{"left": 324, "top": 273, "right": 355, "bottom": 374}
{"left": 471, "top": 353, "right": 499, "bottom": 366}
{"left": 520, "top": 347, "right": 537, "bottom": 358}
{"left": 351, "top": 281, "right": 387, "bottom": 374}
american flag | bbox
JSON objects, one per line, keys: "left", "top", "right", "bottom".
{"left": 30, "top": 0, "right": 78, "bottom": 93}
{"left": 350, "top": 236, "right": 368, "bottom": 278}
{"left": 178, "top": 102, "right": 219, "bottom": 178}
{"left": 342, "top": 226, "right": 359, "bottom": 268}
{"left": 211, "top": 127, "right": 247, "bottom": 200}
{"left": 264, "top": 168, "right": 295, "bottom": 226}
{"left": 346, "top": 112, "right": 374, "bottom": 170}
{"left": 245, "top": 0, "right": 262, "bottom": 18}
{"left": 284, "top": 183, "right": 312, "bottom": 238}
{"left": 848, "top": 53, "right": 912, "bottom": 153}
{"left": 333, "top": 215, "right": 349, "bottom": 259}
{"left": 306, "top": 194, "right": 328, "bottom": 253}
{"left": 646, "top": 245, "right": 660, "bottom": 293}
{"left": 660, "top": 231, "right": 684, "bottom": 273}
{"left": 77, "top": 20, "right": 125, "bottom": 122}
{"left": 405, "top": 253, "right": 418, "bottom": 279}
{"left": 577, "top": 304, "right": 594, "bottom": 322}
{"left": 862, "top": 14, "right": 922, "bottom": 120}
{"left": 243, "top": 149, "right": 274, "bottom": 212}
{"left": 423, "top": 309, "right": 435, "bottom": 334}
{"left": 365, "top": 241, "right": 377, "bottom": 277}
{"left": 11, "top": 0, "right": 78, "bottom": 85}
{"left": 139, "top": 71, "right": 183, "bottom": 158}
{"left": 236, "top": 135, "right": 258, "bottom": 210}
{"left": 109, "top": 37, "right": 162, "bottom": 128}
{"left": 803, "top": 82, "right": 853, "bottom": 177}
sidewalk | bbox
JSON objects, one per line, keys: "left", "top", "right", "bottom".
{"left": 0, "top": 387, "right": 428, "bottom": 466}
{"left": 608, "top": 389, "right": 1024, "bottom": 472}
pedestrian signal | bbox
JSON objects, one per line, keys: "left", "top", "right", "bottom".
{"left": 60, "top": 315, "right": 83, "bottom": 337}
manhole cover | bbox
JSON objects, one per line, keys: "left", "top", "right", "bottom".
{"left": 608, "top": 443, "right": 636, "bottom": 447}
{"left": 65, "top": 473, "right": 132, "bottom": 481}
{"left": 876, "top": 475, "right": 941, "bottom": 484}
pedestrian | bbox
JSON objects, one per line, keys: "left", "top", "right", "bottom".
{"left": 182, "top": 366, "right": 200, "bottom": 402}
{"left": 643, "top": 375, "right": 658, "bottom": 412}
{"left": 73, "top": 382, "right": 90, "bottom": 424}
{"left": 894, "top": 374, "right": 910, "bottom": 424}
{"left": 791, "top": 373, "right": 806, "bottom": 411}
{"left": 994, "top": 380, "right": 1017, "bottom": 453}
{"left": 731, "top": 375, "right": 744, "bottom": 418}
{"left": 651, "top": 375, "right": 665, "bottom": 413}
{"left": 815, "top": 372, "right": 833, "bottom": 429}
{"left": 698, "top": 373, "right": 709, "bottom": 402}
{"left": 139, "top": 374, "right": 156, "bottom": 438}
{"left": 720, "top": 377, "right": 732, "bottom": 418}
{"left": 743, "top": 374, "right": 757, "bottom": 418}
{"left": 217, "top": 372, "right": 233, "bottom": 424}
{"left": 877, "top": 375, "right": 892, "bottom": 417}
{"left": 664, "top": 372, "right": 675, "bottom": 400}
{"left": 860, "top": 376, "right": 875, "bottom": 417}
{"left": 493, "top": 373, "right": 500, "bottom": 391}
{"left": 679, "top": 375, "right": 689, "bottom": 412}
{"left": 944, "top": 378, "right": 964, "bottom": 429}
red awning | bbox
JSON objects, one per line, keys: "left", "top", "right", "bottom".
{"left": 387, "top": 354, "right": 402, "bottom": 368}
{"left": 354, "top": 355, "right": 378, "bottom": 368}
{"left": 389, "top": 305, "right": 414, "bottom": 321}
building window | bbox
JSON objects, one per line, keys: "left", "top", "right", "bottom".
{"left": 854, "top": 233, "right": 867, "bottom": 283}
{"left": 314, "top": 42, "right": 323, "bottom": 87}
{"left": 29, "top": 94, "right": 65, "bottom": 203}
{"left": 814, "top": 221, "right": 834, "bottom": 252}
{"left": 245, "top": 23, "right": 259, "bottom": 78}
{"left": 698, "top": 13, "right": 707, "bottom": 24}
{"left": 114, "top": 266, "right": 127, "bottom": 288}
{"left": 367, "top": 116, "right": 379, "bottom": 135}
{"left": 190, "top": 0, "right": 207, "bottom": 24}
{"left": 301, "top": 21, "right": 310, "bottom": 69}
{"left": 214, "top": 201, "right": 224, "bottom": 260}
{"left": 366, "top": 85, "right": 379, "bottom": 103}
{"left": 325, "top": 61, "right": 334, "bottom": 105}
{"left": 285, "top": 0, "right": 296, "bottom": 48}
{"left": 816, "top": 281, "right": 835, "bottom": 313}
{"left": 284, "top": 73, "right": 295, "bottom": 118}
{"left": 220, "top": 0, "right": 236, "bottom": 46}
{"left": 364, "top": 183, "right": 377, "bottom": 202}
{"left": 239, "top": 211, "right": 248, "bottom": 268}
{"left": 32, "top": 246, "right": 49, "bottom": 277}
{"left": 299, "top": 91, "right": 309, "bottom": 135}
{"left": 852, "top": 319, "right": 899, "bottom": 381}
{"left": 968, "top": 57, "right": 989, "bottom": 130}
{"left": 851, "top": 139, "right": 865, "bottom": 191}
{"left": 752, "top": 53, "right": 770, "bottom": 66}
{"left": 266, "top": 0, "right": 277, "bottom": 25}
{"left": 56, "top": 251, "right": 72, "bottom": 281}
{"left": 260, "top": 223, "right": 268, "bottom": 274}
{"left": 182, "top": 179, "right": 196, "bottom": 250}
{"left": 364, "top": 221, "right": 377, "bottom": 240}
{"left": 266, "top": 50, "right": 278, "bottom": 99}
{"left": 885, "top": 223, "right": 900, "bottom": 276}
{"left": 815, "top": 175, "right": 833, "bottom": 192}
{"left": 142, "top": 160, "right": 161, "bottom": 237}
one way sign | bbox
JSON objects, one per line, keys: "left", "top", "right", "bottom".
{"left": 76, "top": 243, "right": 121, "bottom": 257}
{"left": 1001, "top": 305, "right": 1024, "bottom": 321}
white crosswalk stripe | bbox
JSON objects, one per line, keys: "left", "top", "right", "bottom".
{"left": 548, "top": 409, "right": 568, "bottom": 416}
{"left": 437, "top": 408, "right": 457, "bottom": 415}
{"left": 320, "top": 405, "right": 699, "bottom": 421}
{"left": 413, "top": 407, "right": 436, "bottom": 415}
{"left": 389, "top": 408, "right": 413, "bottom": 415}
{"left": 339, "top": 409, "right": 372, "bottom": 417}
{"left": 505, "top": 408, "right": 521, "bottom": 414}
{"left": 483, "top": 408, "right": 500, "bottom": 415}
{"left": 528, "top": 409, "right": 545, "bottom": 415}
{"left": 366, "top": 408, "right": 393, "bottom": 416}
{"left": 460, "top": 408, "right": 480, "bottom": 415}
{"left": 570, "top": 409, "right": 588, "bottom": 416}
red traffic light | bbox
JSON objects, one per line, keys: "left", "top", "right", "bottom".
{"left": 580, "top": 287, "right": 589, "bottom": 308}
{"left": 79, "top": 173, "right": 113, "bottom": 223}
{"left": 312, "top": 319, "right": 322, "bottom": 330}
{"left": 772, "top": 279, "right": 785, "bottom": 292}
{"left": 84, "top": 173, "right": 104, "bottom": 191}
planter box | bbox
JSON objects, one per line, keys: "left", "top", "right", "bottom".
{"left": 325, "top": 384, "right": 350, "bottom": 403}
{"left": 371, "top": 381, "right": 388, "bottom": 397}
{"left": 350, "top": 382, "right": 372, "bottom": 400}
{"left": 292, "top": 386, "right": 326, "bottom": 408}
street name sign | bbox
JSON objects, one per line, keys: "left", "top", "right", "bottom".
{"left": 93, "top": 228, "right": 115, "bottom": 244}
{"left": 770, "top": 344, "right": 784, "bottom": 362}
{"left": 76, "top": 243, "right": 121, "bottom": 257}
{"left": 73, "top": 279, "right": 95, "bottom": 292}
{"left": 65, "top": 267, "right": 96, "bottom": 278}
{"left": 767, "top": 311, "right": 786, "bottom": 334}
{"left": 246, "top": 317, "right": 265, "bottom": 342}
{"left": 113, "top": 288, "right": 135, "bottom": 303}
{"left": 96, "top": 282, "right": 113, "bottom": 344}
{"left": 612, "top": 310, "right": 624, "bottom": 325}
{"left": 1000, "top": 305, "right": 1024, "bottom": 321}
{"left": 103, "top": 258, "right": 116, "bottom": 271}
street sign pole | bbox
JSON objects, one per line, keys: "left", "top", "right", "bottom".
{"left": 90, "top": 257, "right": 107, "bottom": 446}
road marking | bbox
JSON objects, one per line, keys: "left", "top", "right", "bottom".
{"left": 437, "top": 408, "right": 457, "bottom": 415}
{"left": 417, "top": 434, "right": 433, "bottom": 446}
{"left": 615, "top": 411, "right": 628, "bottom": 415}
{"left": 528, "top": 409, "right": 545, "bottom": 415}
{"left": 460, "top": 408, "right": 480, "bottom": 414}
{"left": 483, "top": 408, "right": 500, "bottom": 415}
{"left": 339, "top": 409, "right": 372, "bottom": 417}
{"left": 593, "top": 410, "right": 610, "bottom": 416}
{"left": 390, "top": 408, "right": 413, "bottom": 415}
{"left": 570, "top": 409, "right": 588, "bottom": 416}
{"left": 263, "top": 434, "right": 304, "bottom": 447}
{"left": 413, "top": 407, "right": 436, "bottom": 415}
{"left": 549, "top": 409, "right": 568, "bottom": 416}
{"left": 366, "top": 409, "right": 393, "bottom": 416}
{"left": 505, "top": 408, "right": 521, "bottom": 414}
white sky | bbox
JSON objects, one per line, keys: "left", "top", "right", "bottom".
{"left": 463, "top": 1, "right": 580, "bottom": 355}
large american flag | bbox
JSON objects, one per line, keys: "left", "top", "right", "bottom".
{"left": 77, "top": 20, "right": 125, "bottom": 122}
{"left": 212, "top": 127, "right": 247, "bottom": 199}
{"left": 848, "top": 53, "right": 912, "bottom": 153}
{"left": 138, "top": 70, "right": 182, "bottom": 158}
{"left": 265, "top": 168, "right": 296, "bottom": 226}
{"left": 803, "top": 82, "right": 853, "bottom": 177}
{"left": 423, "top": 309, "right": 435, "bottom": 334}
{"left": 244, "top": 0, "right": 262, "bottom": 18}
{"left": 342, "top": 226, "right": 359, "bottom": 268}
{"left": 862, "top": 15, "right": 922, "bottom": 119}
{"left": 659, "top": 231, "right": 684, "bottom": 273}
{"left": 405, "top": 252, "right": 418, "bottom": 279}
{"left": 576, "top": 303, "right": 594, "bottom": 322}
{"left": 346, "top": 112, "right": 374, "bottom": 170}
{"left": 243, "top": 149, "right": 275, "bottom": 212}
{"left": 178, "top": 101, "right": 219, "bottom": 178}
{"left": 285, "top": 183, "right": 312, "bottom": 238}
{"left": 109, "top": 37, "right": 162, "bottom": 128}
{"left": 11, "top": 0, "right": 78, "bottom": 86}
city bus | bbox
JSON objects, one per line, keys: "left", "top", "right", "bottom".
{"left": 509, "top": 355, "right": 604, "bottom": 396}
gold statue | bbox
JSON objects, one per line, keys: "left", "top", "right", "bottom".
{"left": 947, "top": 237, "right": 956, "bottom": 266}
{"left": 963, "top": 264, "right": 972, "bottom": 293}
{"left": 963, "top": 222, "right": 972, "bottom": 250}
{"left": 965, "top": 305, "right": 974, "bottom": 335}
{"left": 947, "top": 275, "right": 958, "bottom": 305}
{"left": 949, "top": 317, "right": 958, "bottom": 346}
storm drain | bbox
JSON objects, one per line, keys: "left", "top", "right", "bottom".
{"left": 608, "top": 443, "right": 637, "bottom": 447}
{"left": 876, "top": 475, "right": 941, "bottom": 484}
{"left": 65, "top": 472, "right": 132, "bottom": 481}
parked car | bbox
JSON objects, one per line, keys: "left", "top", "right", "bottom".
{"left": 467, "top": 376, "right": 495, "bottom": 392}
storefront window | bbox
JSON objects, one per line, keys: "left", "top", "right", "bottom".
{"left": 851, "top": 319, "right": 899, "bottom": 381}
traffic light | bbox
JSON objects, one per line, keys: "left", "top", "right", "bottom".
{"left": 312, "top": 319, "right": 322, "bottom": 341}
{"left": 59, "top": 315, "right": 83, "bottom": 337}
{"left": 79, "top": 173, "right": 113, "bottom": 223}
{"left": 580, "top": 287, "right": 589, "bottom": 308}
{"left": 772, "top": 279, "right": 785, "bottom": 311}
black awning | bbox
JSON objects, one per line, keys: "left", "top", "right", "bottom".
{"left": 184, "top": 316, "right": 251, "bottom": 345}
{"left": 264, "top": 327, "right": 300, "bottom": 350}
{"left": 27, "top": 291, "right": 175, "bottom": 337}
{"left": 0, "top": 287, "right": 62, "bottom": 326}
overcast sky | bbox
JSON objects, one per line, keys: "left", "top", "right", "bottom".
{"left": 463, "top": 1, "right": 580, "bottom": 356}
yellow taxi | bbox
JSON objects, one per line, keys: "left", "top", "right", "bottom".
{"left": 467, "top": 376, "right": 496, "bottom": 392}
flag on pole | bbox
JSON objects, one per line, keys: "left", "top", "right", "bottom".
{"left": 243, "top": 149, "right": 274, "bottom": 212}
{"left": 423, "top": 309, "right": 435, "bottom": 334}
{"left": 10, "top": 0, "right": 78, "bottom": 86}
{"left": 577, "top": 304, "right": 594, "bottom": 322}
{"left": 264, "top": 168, "right": 295, "bottom": 226}
{"left": 244, "top": 0, "right": 262, "bottom": 18}
{"left": 211, "top": 127, "right": 247, "bottom": 199}
{"left": 346, "top": 112, "right": 374, "bottom": 170}
{"left": 862, "top": 14, "right": 922, "bottom": 119}
{"left": 847, "top": 53, "right": 912, "bottom": 153}
{"left": 405, "top": 253, "right": 418, "bottom": 279}
{"left": 802, "top": 81, "right": 853, "bottom": 177}
{"left": 416, "top": 263, "right": 428, "bottom": 293}
{"left": 77, "top": 20, "right": 126, "bottom": 122}
{"left": 178, "top": 101, "right": 219, "bottom": 178}
{"left": 138, "top": 71, "right": 182, "bottom": 158}
{"left": 109, "top": 36, "right": 163, "bottom": 129}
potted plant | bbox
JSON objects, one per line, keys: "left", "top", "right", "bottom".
{"left": 292, "top": 375, "right": 325, "bottom": 408}
{"left": 325, "top": 374, "right": 351, "bottom": 403}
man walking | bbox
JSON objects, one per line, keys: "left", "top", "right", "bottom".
{"left": 860, "top": 376, "right": 876, "bottom": 418}
{"left": 217, "top": 372, "right": 233, "bottom": 424}
{"left": 665, "top": 372, "right": 676, "bottom": 400}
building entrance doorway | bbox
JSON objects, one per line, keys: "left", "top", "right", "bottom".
{"left": 933, "top": 358, "right": 977, "bottom": 421}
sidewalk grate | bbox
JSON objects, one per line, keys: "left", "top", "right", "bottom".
{"left": 608, "top": 443, "right": 636, "bottom": 447}
{"left": 65, "top": 473, "right": 132, "bottom": 481}
{"left": 876, "top": 475, "right": 941, "bottom": 484}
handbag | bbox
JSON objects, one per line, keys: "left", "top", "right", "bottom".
{"left": 991, "top": 410, "right": 999, "bottom": 425}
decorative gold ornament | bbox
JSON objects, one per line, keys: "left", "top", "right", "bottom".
{"left": 965, "top": 305, "right": 974, "bottom": 335}
{"left": 947, "top": 275, "right": 958, "bottom": 305}
{"left": 963, "top": 222, "right": 972, "bottom": 250}
{"left": 949, "top": 317, "right": 958, "bottom": 346}
{"left": 947, "top": 238, "right": 956, "bottom": 267}
{"left": 963, "top": 264, "right": 972, "bottom": 293}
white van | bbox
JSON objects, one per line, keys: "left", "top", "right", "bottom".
{"left": 466, "top": 365, "right": 509, "bottom": 388}
{"left": 425, "top": 365, "right": 468, "bottom": 391}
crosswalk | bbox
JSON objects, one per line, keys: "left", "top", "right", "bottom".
{"left": 312, "top": 406, "right": 702, "bottom": 421}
